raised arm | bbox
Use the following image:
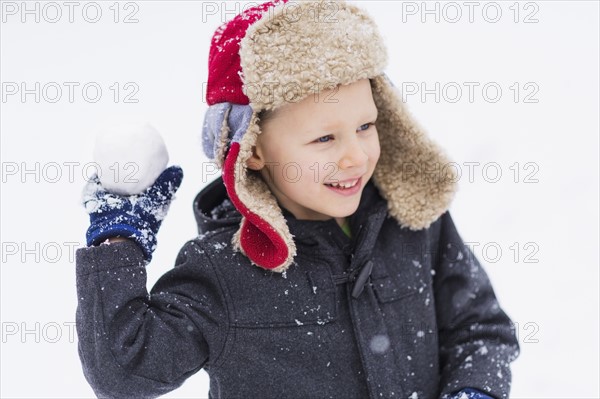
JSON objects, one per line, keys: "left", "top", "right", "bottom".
{"left": 76, "top": 239, "right": 228, "bottom": 398}
{"left": 76, "top": 166, "right": 228, "bottom": 398}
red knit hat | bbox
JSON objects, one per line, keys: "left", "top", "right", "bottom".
{"left": 202, "top": 0, "right": 457, "bottom": 273}
{"left": 206, "top": 1, "right": 281, "bottom": 106}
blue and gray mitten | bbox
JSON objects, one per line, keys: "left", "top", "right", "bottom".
{"left": 444, "top": 388, "right": 495, "bottom": 399}
{"left": 82, "top": 165, "right": 183, "bottom": 262}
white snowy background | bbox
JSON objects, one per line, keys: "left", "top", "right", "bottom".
{"left": 1, "top": 1, "right": 598, "bottom": 398}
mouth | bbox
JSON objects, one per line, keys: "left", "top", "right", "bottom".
{"left": 324, "top": 176, "right": 363, "bottom": 195}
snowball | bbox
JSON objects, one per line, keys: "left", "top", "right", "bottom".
{"left": 94, "top": 123, "right": 168, "bottom": 195}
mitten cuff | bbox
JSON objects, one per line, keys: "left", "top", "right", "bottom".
{"left": 86, "top": 215, "right": 156, "bottom": 261}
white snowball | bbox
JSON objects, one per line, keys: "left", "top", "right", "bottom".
{"left": 93, "top": 123, "right": 169, "bottom": 195}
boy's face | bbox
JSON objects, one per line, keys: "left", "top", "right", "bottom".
{"left": 248, "top": 79, "right": 380, "bottom": 223}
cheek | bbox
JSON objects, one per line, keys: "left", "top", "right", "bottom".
{"left": 268, "top": 158, "right": 313, "bottom": 189}
{"left": 364, "top": 133, "right": 381, "bottom": 166}
{"left": 271, "top": 147, "right": 320, "bottom": 181}
{"left": 372, "top": 142, "right": 381, "bottom": 164}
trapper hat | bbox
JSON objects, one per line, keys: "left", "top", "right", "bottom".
{"left": 202, "top": 0, "right": 457, "bottom": 273}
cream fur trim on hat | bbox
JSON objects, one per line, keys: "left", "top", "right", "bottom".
{"left": 239, "top": 0, "right": 388, "bottom": 111}
{"left": 233, "top": 113, "right": 297, "bottom": 273}
{"left": 370, "top": 74, "right": 458, "bottom": 229}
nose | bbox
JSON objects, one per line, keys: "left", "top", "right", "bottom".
{"left": 338, "top": 135, "right": 369, "bottom": 170}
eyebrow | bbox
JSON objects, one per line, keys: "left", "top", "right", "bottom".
{"left": 318, "top": 112, "right": 378, "bottom": 132}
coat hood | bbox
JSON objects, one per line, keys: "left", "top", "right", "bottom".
{"left": 193, "top": 177, "right": 241, "bottom": 236}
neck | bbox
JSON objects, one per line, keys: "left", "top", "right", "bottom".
{"left": 335, "top": 217, "right": 348, "bottom": 228}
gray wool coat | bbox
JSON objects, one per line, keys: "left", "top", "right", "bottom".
{"left": 75, "top": 178, "right": 520, "bottom": 399}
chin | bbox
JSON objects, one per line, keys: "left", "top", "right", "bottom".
{"left": 329, "top": 205, "right": 360, "bottom": 219}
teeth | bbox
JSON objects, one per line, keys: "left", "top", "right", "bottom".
{"left": 329, "top": 179, "right": 358, "bottom": 189}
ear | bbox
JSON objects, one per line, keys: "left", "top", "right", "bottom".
{"left": 246, "top": 144, "right": 264, "bottom": 171}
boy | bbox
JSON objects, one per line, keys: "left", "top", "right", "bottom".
{"left": 77, "top": 1, "right": 519, "bottom": 398}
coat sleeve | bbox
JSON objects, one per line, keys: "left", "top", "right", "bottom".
{"left": 433, "top": 212, "right": 520, "bottom": 399}
{"left": 75, "top": 239, "right": 229, "bottom": 399}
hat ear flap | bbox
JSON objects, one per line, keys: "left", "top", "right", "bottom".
{"left": 202, "top": 103, "right": 233, "bottom": 168}
{"left": 222, "top": 113, "right": 296, "bottom": 272}
{"left": 371, "top": 74, "right": 458, "bottom": 230}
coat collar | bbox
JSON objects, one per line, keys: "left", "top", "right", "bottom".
{"left": 194, "top": 177, "right": 389, "bottom": 264}
{"left": 280, "top": 179, "right": 389, "bottom": 258}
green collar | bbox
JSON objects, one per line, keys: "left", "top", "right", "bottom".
{"left": 340, "top": 219, "right": 352, "bottom": 238}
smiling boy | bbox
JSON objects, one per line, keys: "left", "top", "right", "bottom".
{"left": 76, "top": 1, "right": 520, "bottom": 398}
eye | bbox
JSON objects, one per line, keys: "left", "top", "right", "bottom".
{"left": 358, "top": 123, "right": 374, "bottom": 132}
{"left": 314, "top": 135, "right": 333, "bottom": 143}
